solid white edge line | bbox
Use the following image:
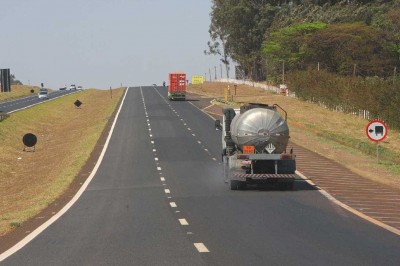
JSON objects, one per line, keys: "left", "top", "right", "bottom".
{"left": 296, "top": 170, "right": 400, "bottom": 236}
{"left": 194, "top": 243, "right": 210, "bottom": 253}
{"left": 0, "top": 87, "right": 130, "bottom": 262}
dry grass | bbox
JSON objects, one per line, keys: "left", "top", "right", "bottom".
{"left": 0, "top": 88, "right": 124, "bottom": 236}
{"left": 188, "top": 82, "right": 400, "bottom": 189}
{"left": 0, "top": 85, "right": 41, "bottom": 101}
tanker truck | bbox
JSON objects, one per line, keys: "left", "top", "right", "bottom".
{"left": 215, "top": 103, "right": 296, "bottom": 190}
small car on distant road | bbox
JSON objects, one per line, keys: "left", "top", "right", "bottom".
{"left": 77, "top": 86, "right": 83, "bottom": 90}
{"left": 59, "top": 87, "right": 66, "bottom": 90}
{"left": 69, "top": 84, "right": 76, "bottom": 90}
{"left": 38, "top": 91, "right": 49, "bottom": 99}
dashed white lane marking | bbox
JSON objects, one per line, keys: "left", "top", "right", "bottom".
{"left": 170, "top": 202, "right": 177, "bottom": 208}
{"left": 153, "top": 149, "right": 156, "bottom": 152}
{"left": 194, "top": 243, "right": 210, "bottom": 253}
{"left": 204, "top": 149, "right": 208, "bottom": 152}
{"left": 150, "top": 134, "right": 153, "bottom": 137}
{"left": 164, "top": 189, "right": 171, "bottom": 194}
{"left": 179, "top": 219, "right": 189, "bottom": 225}
{"left": 155, "top": 158, "right": 159, "bottom": 161}
{"left": 157, "top": 167, "right": 162, "bottom": 171}
{"left": 160, "top": 177, "right": 165, "bottom": 181}
{"left": 212, "top": 158, "right": 217, "bottom": 161}
{"left": 151, "top": 141, "right": 154, "bottom": 144}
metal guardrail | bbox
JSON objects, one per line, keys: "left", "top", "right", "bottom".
{"left": 0, "top": 112, "right": 10, "bottom": 122}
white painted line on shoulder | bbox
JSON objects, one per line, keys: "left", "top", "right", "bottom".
{"left": 296, "top": 170, "right": 400, "bottom": 236}
{"left": 0, "top": 88, "right": 130, "bottom": 262}
{"left": 164, "top": 189, "right": 170, "bottom": 194}
{"left": 194, "top": 243, "right": 210, "bottom": 253}
{"left": 170, "top": 202, "right": 177, "bottom": 208}
{"left": 179, "top": 219, "right": 189, "bottom": 225}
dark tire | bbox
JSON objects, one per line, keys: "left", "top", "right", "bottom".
{"left": 230, "top": 180, "right": 246, "bottom": 190}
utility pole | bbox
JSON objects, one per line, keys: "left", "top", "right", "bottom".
{"left": 209, "top": 68, "right": 211, "bottom": 82}
{"left": 220, "top": 64, "right": 223, "bottom": 79}
{"left": 282, "top": 61, "right": 285, "bottom": 84}
{"left": 317, "top": 62, "right": 320, "bottom": 71}
{"left": 214, "top": 66, "right": 217, "bottom": 80}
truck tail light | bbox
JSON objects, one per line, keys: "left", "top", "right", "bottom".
{"left": 237, "top": 154, "right": 249, "bottom": 159}
{"left": 280, "top": 154, "right": 293, "bottom": 160}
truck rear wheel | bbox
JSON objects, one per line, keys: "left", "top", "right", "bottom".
{"left": 230, "top": 180, "right": 246, "bottom": 190}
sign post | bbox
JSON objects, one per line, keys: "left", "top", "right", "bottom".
{"left": 366, "top": 120, "right": 388, "bottom": 163}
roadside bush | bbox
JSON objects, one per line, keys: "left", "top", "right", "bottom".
{"left": 286, "top": 69, "right": 400, "bottom": 128}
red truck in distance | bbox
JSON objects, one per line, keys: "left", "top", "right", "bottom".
{"left": 168, "top": 72, "right": 186, "bottom": 101}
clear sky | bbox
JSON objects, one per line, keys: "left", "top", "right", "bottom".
{"left": 0, "top": 0, "right": 231, "bottom": 89}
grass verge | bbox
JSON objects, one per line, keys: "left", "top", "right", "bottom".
{"left": 0, "top": 88, "right": 124, "bottom": 236}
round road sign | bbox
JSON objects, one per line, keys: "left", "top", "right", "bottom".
{"left": 366, "top": 120, "right": 388, "bottom": 142}
{"left": 23, "top": 133, "right": 37, "bottom": 147}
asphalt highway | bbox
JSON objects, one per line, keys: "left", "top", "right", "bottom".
{"left": 1, "top": 86, "right": 400, "bottom": 265}
{"left": 0, "top": 89, "right": 76, "bottom": 113}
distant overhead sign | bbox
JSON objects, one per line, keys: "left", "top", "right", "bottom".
{"left": 191, "top": 76, "right": 204, "bottom": 84}
{"left": 366, "top": 120, "right": 388, "bottom": 142}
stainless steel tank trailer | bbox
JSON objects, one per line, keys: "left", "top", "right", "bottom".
{"left": 215, "top": 103, "right": 297, "bottom": 190}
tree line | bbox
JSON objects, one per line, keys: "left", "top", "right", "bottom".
{"left": 207, "top": 0, "right": 400, "bottom": 127}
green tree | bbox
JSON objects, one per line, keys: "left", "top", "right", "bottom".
{"left": 263, "top": 22, "right": 328, "bottom": 75}
{"left": 10, "top": 74, "right": 23, "bottom": 85}
{"left": 205, "top": 0, "right": 231, "bottom": 80}
{"left": 305, "top": 22, "right": 398, "bottom": 76}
